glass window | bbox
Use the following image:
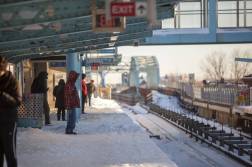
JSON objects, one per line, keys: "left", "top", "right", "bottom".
{"left": 180, "top": 14, "right": 201, "bottom": 28}
{"left": 247, "top": 1, "right": 252, "bottom": 26}
{"left": 239, "top": 13, "right": 245, "bottom": 27}
{"left": 162, "top": 18, "right": 175, "bottom": 28}
{"left": 247, "top": 13, "right": 252, "bottom": 26}
{"left": 177, "top": 1, "right": 202, "bottom": 28}
{"left": 247, "top": 0, "right": 252, "bottom": 8}
{"left": 239, "top": 1, "right": 245, "bottom": 27}
{"left": 218, "top": 1, "right": 237, "bottom": 27}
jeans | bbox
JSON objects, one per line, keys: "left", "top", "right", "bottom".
{"left": 65, "top": 109, "right": 76, "bottom": 133}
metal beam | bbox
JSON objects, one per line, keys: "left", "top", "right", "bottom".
{"left": 145, "top": 28, "right": 252, "bottom": 45}
{"left": 4, "top": 30, "right": 152, "bottom": 58}
{"left": 0, "top": 0, "right": 173, "bottom": 30}
{"left": 0, "top": 22, "right": 150, "bottom": 54}
{"left": 5, "top": 31, "right": 149, "bottom": 58}
{"left": 0, "top": 0, "right": 92, "bottom": 29}
{"left": 8, "top": 38, "right": 146, "bottom": 63}
{"left": 0, "top": 0, "right": 177, "bottom": 63}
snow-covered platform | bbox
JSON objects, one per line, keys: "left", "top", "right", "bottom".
{"left": 16, "top": 98, "right": 177, "bottom": 167}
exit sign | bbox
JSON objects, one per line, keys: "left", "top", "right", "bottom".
{"left": 110, "top": 2, "right": 147, "bottom": 17}
{"left": 111, "top": 2, "right": 135, "bottom": 17}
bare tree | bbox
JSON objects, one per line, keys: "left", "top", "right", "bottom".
{"left": 201, "top": 51, "right": 227, "bottom": 80}
{"left": 230, "top": 49, "right": 251, "bottom": 83}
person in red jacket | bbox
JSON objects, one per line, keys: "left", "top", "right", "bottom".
{"left": 81, "top": 74, "right": 87, "bottom": 114}
{"left": 64, "top": 71, "right": 80, "bottom": 135}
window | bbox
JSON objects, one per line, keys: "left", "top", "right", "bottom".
{"left": 218, "top": 1, "right": 237, "bottom": 27}
{"left": 218, "top": 0, "right": 252, "bottom": 28}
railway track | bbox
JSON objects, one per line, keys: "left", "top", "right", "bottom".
{"left": 148, "top": 103, "right": 252, "bottom": 167}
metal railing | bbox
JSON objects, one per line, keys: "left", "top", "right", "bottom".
{"left": 165, "top": 81, "right": 250, "bottom": 106}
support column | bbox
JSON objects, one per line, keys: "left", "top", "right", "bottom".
{"left": 100, "top": 71, "right": 106, "bottom": 88}
{"left": 135, "top": 68, "right": 140, "bottom": 96}
{"left": 209, "top": 0, "right": 217, "bottom": 42}
{"left": 66, "top": 52, "right": 82, "bottom": 120}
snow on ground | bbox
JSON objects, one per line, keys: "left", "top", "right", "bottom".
{"left": 122, "top": 104, "right": 244, "bottom": 167}
{"left": 152, "top": 91, "right": 252, "bottom": 139}
{"left": 133, "top": 114, "right": 244, "bottom": 167}
{"left": 122, "top": 103, "right": 148, "bottom": 115}
{"left": 16, "top": 97, "right": 177, "bottom": 167}
{"left": 152, "top": 91, "right": 187, "bottom": 114}
{"left": 14, "top": 95, "right": 247, "bottom": 167}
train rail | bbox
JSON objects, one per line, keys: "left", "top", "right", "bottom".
{"left": 148, "top": 103, "right": 252, "bottom": 167}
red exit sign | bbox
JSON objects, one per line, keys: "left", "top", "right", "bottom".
{"left": 111, "top": 2, "right": 135, "bottom": 17}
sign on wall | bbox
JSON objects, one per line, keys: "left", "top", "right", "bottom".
{"left": 92, "top": 0, "right": 126, "bottom": 33}
{"left": 110, "top": 2, "right": 147, "bottom": 17}
{"left": 111, "top": 2, "right": 136, "bottom": 17}
{"left": 82, "top": 57, "right": 115, "bottom": 66}
{"left": 135, "top": 2, "right": 147, "bottom": 17}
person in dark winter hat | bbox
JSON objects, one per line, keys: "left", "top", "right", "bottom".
{"left": 53, "top": 79, "right": 66, "bottom": 121}
{"left": 31, "top": 71, "right": 51, "bottom": 125}
{"left": 64, "top": 70, "right": 80, "bottom": 134}
{"left": 0, "top": 56, "right": 21, "bottom": 167}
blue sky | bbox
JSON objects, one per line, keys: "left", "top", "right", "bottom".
{"left": 118, "top": 44, "right": 252, "bottom": 80}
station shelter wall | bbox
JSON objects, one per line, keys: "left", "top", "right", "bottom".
{"left": 47, "top": 67, "right": 66, "bottom": 110}
{"left": 22, "top": 60, "right": 66, "bottom": 110}
{"left": 198, "top": 107, "right": 232, "bottom": 126}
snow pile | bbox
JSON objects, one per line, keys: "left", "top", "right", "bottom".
{"left": 152, "top": 91, "right": 251, "bottom": 140}
{"left": 91, "top": 96, "right": 123, "bottom": 111}
{"left": 152, "top": 91, "right": 187, "bottom": 113}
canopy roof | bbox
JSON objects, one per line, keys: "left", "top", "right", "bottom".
{"left": 0, "top": 0, "right": 176, "bottom": 63}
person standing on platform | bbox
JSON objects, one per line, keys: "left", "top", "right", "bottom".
{"left": 31, "top": 71, "right": 51, "bottom": 125}
{"left": 0, "top": 56, "right": 21, "bottom": 167}
{"left": 81, "top": 74, "right": 87, "bottom": 114}
{"left": 87, "top": 80, "right": 95, "bottom": 107}
{"left": 53, "top": 79, "right": 66, "bottom": 121}
{"left": 64, "top": 71, "right": 80, "bottom": 135}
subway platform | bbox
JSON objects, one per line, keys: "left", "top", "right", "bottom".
{"left": 15, "top": 97, "right": 177, "bottom": 167}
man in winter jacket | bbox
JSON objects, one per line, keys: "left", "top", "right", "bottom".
{"left": 0, "top": 56, "right": 21, "bottom": 167}
{"left": 64, "top": 71, "right": 80, "bottom": 134}
{"left": 81, "top": 74, "right": 87, "bottom": 114}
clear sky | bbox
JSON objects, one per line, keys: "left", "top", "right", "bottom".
{"left": 118, "top": 44, "right": 252, "bottom": 80}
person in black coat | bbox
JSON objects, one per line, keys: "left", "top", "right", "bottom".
{"left": 86, "top": 80, "right": 95, "bottom": 107}
{"left": 31, "top": 71, "right": 51, "bottom": 125}
{"left": 53, "top": 79, "right": 65, "bottom": 121}
{"left": 0, "top": 56, "right": 21, "bottom": 167}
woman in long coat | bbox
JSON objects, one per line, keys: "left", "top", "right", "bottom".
{"left": 53, "top": 79, "right": 65, "bottom": 121}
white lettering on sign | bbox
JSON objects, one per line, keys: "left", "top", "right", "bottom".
{"left": 111, "top": 2, "right": 135, "bottom": 16}
{"left": 111, "top": 5, "right": 134, "bottom": 15}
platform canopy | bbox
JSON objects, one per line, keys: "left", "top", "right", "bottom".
{"left": 0, "top": 0, "right": 176, "bottom": 63}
